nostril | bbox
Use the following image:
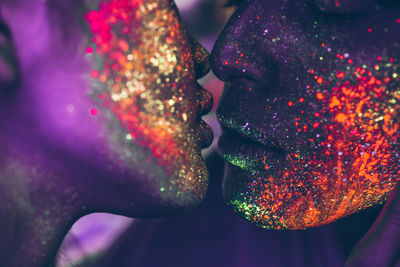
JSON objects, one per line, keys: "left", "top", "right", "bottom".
{"left": 211, "top": 42, "right": 280, "bottom": 92}
{"left": 248, "top": 55, "right": 280, "bottom": 90}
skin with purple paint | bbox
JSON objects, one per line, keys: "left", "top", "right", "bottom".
{"left": 0, "top": 0, "right": 212, "bottom": 266}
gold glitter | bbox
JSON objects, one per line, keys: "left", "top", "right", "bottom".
{"left": 85, "top": 0, "right": 211, "bottom": 203}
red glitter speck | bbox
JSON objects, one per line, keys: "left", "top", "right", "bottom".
{"left": 90, "top": 108, "right": 98, "bottom": 116}
{"left": 316, "top": 92, "right": 324, "bottom": 100}
{"left": 299, "top": 97, "right": 304, "bottom": 103}
{"left": 91, "top": 69, "right": 99, "bottom": 78}
{"left": 288, "top": 101, "right": 294, "bottom": 107}
{"left": 368, "top": 28, "right": 372, "bottom": 32}
{"left": 317, "top": 77, "right": 324, "bottom": 84}
{"left": 85, "top": 47, "right": 93, "bottom": 54}
{"left": 224, "top": 61, "right": 229, "bottom": 65}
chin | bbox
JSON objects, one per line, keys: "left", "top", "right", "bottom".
{"left": 95, "top": 147, "right": 209, "bottom": 218}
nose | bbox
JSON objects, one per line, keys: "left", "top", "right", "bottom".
{"left": 189, "top": 36, "right": 211, "bottom": 79}
{"left": 210, "top": 4, "right": 279, "bottom": 92}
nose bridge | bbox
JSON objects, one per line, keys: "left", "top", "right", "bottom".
{"left": 211, "top": 4, "right": 257, "bottom": 79}
{"left": 210, "top": 2, "right": 281, "bottom": 90}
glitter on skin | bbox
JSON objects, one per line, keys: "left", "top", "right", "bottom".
{"left": 223, "top": 57, "right": 399, "bottom": 230}
{"left": 90, "top": 107, "right": 98, "bottom": 116}
{"left": 214, "top": 1, "right": 400, "bottom": 229}
{"left": 85, "top": 0, "right": 212, "bottom": 201}
{"left": 265, "top": 60, "right": 398, "bottom": 229}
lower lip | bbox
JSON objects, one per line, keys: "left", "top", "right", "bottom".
{"left": 199, "top": 120, "right": 213, "bottom": 148}
{"left": 218, "top": 130, "right": 286, "bottom": 170}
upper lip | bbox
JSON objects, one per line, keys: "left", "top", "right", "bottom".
{"left": 217, "top": 108, "right": 287, "bottom": 154}
{"left": 194, "top": 53, "right": 213, "bottom": 117}
{"left": 196, "top": 82, "right": 213, "bottom": 117}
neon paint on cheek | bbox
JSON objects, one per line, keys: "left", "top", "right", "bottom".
{"left": 222, "top": 63, "right": 400, "bottom": 229}
{"left": 222, "top": 57, "right": 399, "bottom": 230}
{"left": 83, "top": 0, "right": 211, "bottom": 201}
{"left": 90, "top": 107, "right": 98, "bottom": 116}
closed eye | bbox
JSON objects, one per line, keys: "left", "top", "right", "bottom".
{"left": 376, "top": 0, "right": 400, "bottom": 8}
{"left": 309, "top": 0, "right": 400, "bottom": 13}
{"left": 0, "top": 17, "right": 12, "bottom": 43}
{"left": 223, "top": 0, "right": 245, "bottom": 8}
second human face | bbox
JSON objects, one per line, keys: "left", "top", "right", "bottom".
{"left": 211, "top": 0, "right": 399, "bottom": 229}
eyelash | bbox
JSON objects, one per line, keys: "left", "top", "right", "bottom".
{"left": 223, "top": 0, "right": 400, "bottom": 10}
{"left": 223, "top": 0, "right": 245, "bottom": 8}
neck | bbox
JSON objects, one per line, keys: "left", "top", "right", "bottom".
{"left": 1, "top": 201, "right": 79, "bottom": 267}
{"left": 0, "top": 142, "right": 84, "bottom": 267}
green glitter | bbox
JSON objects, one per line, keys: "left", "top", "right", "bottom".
{"left": 223, "top": 154, "right": 258, "bottom": 171}
{"left": 229, "top": 199, "right": 284, "bottom": 230}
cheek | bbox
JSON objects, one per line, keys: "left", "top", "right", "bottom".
{"left": 28, "top": 56, "right": 111, "bottom": 160}
{"left": 83, "top": 0, "right": 207, "bottom": 201}
{"left": 283, "top": 69, "right": 399, "bottom": 229}
{"left": 226, "top": 55, "right": 399, "bottom": 230}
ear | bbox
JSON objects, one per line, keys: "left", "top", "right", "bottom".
{"left": 0, "top": 17, "right": 19, "bottom": 92}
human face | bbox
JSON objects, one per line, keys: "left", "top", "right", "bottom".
{"left": 211, "top": 0, "right": 399, "bottom": 229}
{"left": 0, "top": 0, "right": 212, "bottom": 215}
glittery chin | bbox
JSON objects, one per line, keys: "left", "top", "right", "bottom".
{"left": 84, "top": 0, "right": 211, "bottom": 203}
